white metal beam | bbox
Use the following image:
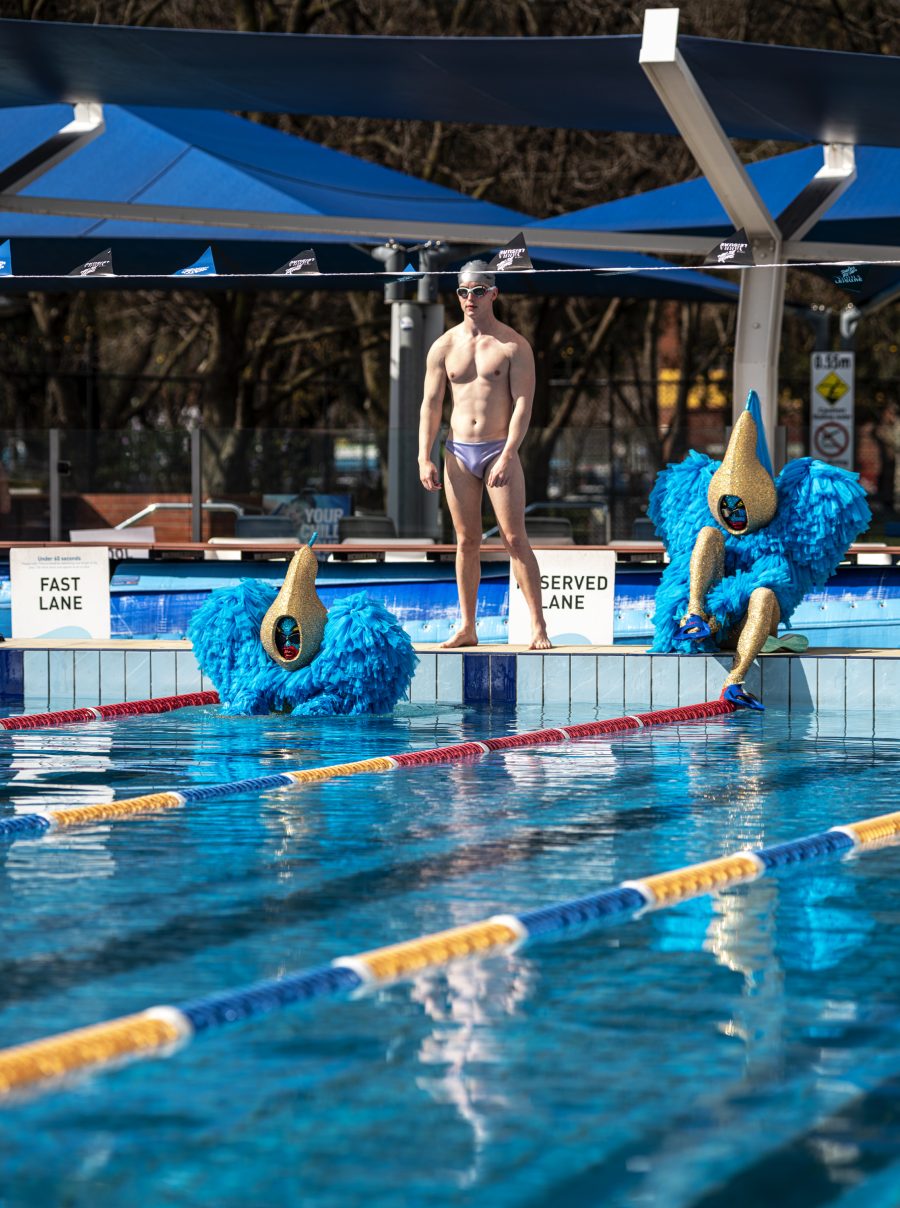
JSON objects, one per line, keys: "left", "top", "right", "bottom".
{"left": 0, "top": 191, "right": 723, "bottom": 252}
{"left": 0, "top": 103, "right": 104, "bottom": 195}
{"left": 783, "top": 238, "right": 896, "bottom": 263}
{"left": 639, "top": 9, "right": 779, "bottom": 241}
{"left": 0, "top": 192, "right": 895, "bottom": 268}
{"left": 776, "top": 144, "right": 856, "bottom": 240}
{"left": 641, "top": 7, "right": 783, "bottom": 448}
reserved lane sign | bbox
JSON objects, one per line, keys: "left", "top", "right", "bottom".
{"left": 508, "top": 549, "right": 616, "bottom": 645}
{"left": 11, "top": 547, "right": 111, "bottom": 639}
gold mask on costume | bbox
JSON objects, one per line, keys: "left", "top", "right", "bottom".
{"left": 708, "top": 408, "right": 777, "bottom": 536}
{"left": 260, "top": 546, "right": 328, "bottom": 670}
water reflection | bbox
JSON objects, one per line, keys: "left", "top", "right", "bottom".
{"left": 411, "top": 942, "right": 536, "bottom": 1189}
{"left": 401, "top": 739, "right": 623, "bottom": 1186}
{"left": 3, "top": 729, "right": 115, "bottom": 812}
{"left": 1, "top": 728, "right": 117, "bottom": 888}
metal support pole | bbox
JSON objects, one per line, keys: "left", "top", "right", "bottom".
{"left": 733, "top": 245, "right": 785, "bottom": 443}
{"left": 804, "top": 305, "right": 832, "bottom": 353}
{"left": 190, "top": 428, "right": 202, "bottom": 543}
{"left": 48, "top": 428, "right": 61, "bottom": 542}
{"left": 387, "top": 301, "right": 443, "bottom": 539}
{"left": 422, "top": 302, "right": 445, "bottom": 533}
{"left": 839, "top": 306, "right": 860, "bottom": 351}
{"left": 796, "top": 307, "right": 832, "bottom": 460}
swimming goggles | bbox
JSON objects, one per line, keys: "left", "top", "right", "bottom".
{"left": 456, "top": 285, "right": 491, "bottom": 298}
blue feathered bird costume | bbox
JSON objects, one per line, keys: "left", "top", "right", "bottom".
{"left": 189, "top": 577, "right": 418, "bottom": 716}
{"left": 649, "top": 392, "right": 870, "bottom": 655}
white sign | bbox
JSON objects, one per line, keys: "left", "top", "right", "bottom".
{"left": 810, "top": 351, "right": 855, "bottom": 470}
{"left": 509, "top": 550, "right": 615, "bottom": 645}
{"left": 69, "top": 526, "right": 155, "bottom": 560}
{"left": 10, "top": 547, "right": 111, "bottom": 639}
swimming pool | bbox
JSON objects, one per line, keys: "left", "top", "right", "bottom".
{"left": 2, "top": 701, "right": 900, "bottom": 1206}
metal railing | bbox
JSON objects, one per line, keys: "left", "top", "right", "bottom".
{"left": 114, "top": 501, "right": 246, "bottom": 530}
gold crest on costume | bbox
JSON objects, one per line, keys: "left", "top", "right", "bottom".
{"left": 707, "top": 408, "right": 777, "bottom": 536}
{"left": 260, "top": 546, "right": 328, "bottom": 670}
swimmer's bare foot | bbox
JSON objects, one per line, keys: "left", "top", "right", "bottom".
{"left": 529, "top": 631, "right": 552, "bottom": 651}
{"left": 441, "top": 628, "right": 478, "bottom": 649}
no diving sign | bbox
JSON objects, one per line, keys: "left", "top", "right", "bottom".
{"left": 813, "top": 421, "right": 850, "bottom": 459}
{"left": 509, "top": 550, "right": 615, "bottom": 645}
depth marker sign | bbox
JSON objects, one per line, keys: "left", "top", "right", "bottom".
{"left": 11, "top": 547, "right": 111, "bottom": 639}
{"left": 810, "top": 351, "right": 855, "bottom": 471}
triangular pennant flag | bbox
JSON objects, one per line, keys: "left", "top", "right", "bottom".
{"left": 386, "top": 260, "right": 422, "bottom": 285}
{"left": 68, "top": 247, "right": 114, "bottom": 277}
{"left": 703, "top": 228, "right": 755, "bottom": 267}
{"left": 173, "top": 246, "right": 217, "bottom": 277}
{"left": 0, "top": 240, "right": 11, "bottom": 276}
{"left": 272, "top": 248, "right": 319, "bottom": 276}
{"left": 831, "top": 264, "right": 865, "bottom": 294}
{"left": 488, "top": 232, "right": 533, "bottom": 272}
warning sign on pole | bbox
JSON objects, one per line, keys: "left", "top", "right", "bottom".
{"left": 810, "top": 351, "right": 854, "bottom": 470}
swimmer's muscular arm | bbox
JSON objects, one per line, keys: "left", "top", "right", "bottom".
{"left": 418, "top": 335, "right": 449, "bottom": 492}
{"left": 486, "top": 334, "right": 535, "bottom": 489}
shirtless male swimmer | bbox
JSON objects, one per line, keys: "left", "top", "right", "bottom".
{"left": 418, "top": 260, "right": 551, "bottom": 650}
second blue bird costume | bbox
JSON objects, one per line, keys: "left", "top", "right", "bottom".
{"left": 649, "top": 392, "right": 870, "bottom": 660}
{"left": 189, "top": 543, "right": 417, "bottom": 716}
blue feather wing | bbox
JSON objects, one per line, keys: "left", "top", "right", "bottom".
{"left": 297, "top": 592, "right": 418, "bottom": 716}
{"left": 648, "top": 451, "right": 719, "bottom": 559}
{"left": 771, "top": 458, "right": 871, "bottom": 589}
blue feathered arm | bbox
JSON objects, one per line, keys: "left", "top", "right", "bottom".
{"left": 650, "top": 452, "right": 724, "bottom": 652}
{"left": 188, "top": 583, "right": 418, "bottom": 716}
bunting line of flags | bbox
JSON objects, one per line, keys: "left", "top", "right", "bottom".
{"left": 0, "top": 233, "right": 871, "bottom": 294}
{"left": 0, "top": 243, "right": 323, "bottom": 281}
{"left": 702, "top": 227, "right": 867, "bottom": 293}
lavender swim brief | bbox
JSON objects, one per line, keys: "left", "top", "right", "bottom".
{"left": 444, "top": 438, "right": 506, "bottom": 480}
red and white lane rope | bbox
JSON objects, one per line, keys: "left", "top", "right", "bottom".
{"left": 0, "top": 698, "right": 735, "bottom": 841}
{"left": 0, "top": 690, "right": 219, "bottom": 731}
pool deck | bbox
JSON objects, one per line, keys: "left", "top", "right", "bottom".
{"left": 0, "top": 639, "right": 897, "bottom": 716}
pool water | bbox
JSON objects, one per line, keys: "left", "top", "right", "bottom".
{"left": 2, "top": 702, "right": 900, "bottom": 1207}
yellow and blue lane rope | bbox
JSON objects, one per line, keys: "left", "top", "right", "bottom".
{"left": 0, "top": 699, "right": 734, "bottom": 844}
{"left": 1, "top": 805, "right": 898, "bottom": 1100}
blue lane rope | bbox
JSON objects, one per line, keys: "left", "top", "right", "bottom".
{"left": 1, "top": 807, "right": 897, "bottom": 1099}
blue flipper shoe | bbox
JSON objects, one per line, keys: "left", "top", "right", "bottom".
{"left": 678, "top": 613, "right": 711, "bottom": 641}
{"left": 723, "top": 682, "right": 765, "bottom": 711}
